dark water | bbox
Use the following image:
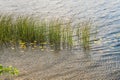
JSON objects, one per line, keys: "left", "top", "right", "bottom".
{"left": 0, "top": 0, "right": 120, "bottom": 80}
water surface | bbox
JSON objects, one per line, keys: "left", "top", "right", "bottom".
{"left": 0, "top": 0, "right": 120, "bottom": 80}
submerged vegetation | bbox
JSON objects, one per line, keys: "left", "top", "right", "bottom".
{"left": 0, "top": 64, "right": 19, "bottom": 80}
{"left": 0, "top": 14, "right": 92, "bottom": 51}
{"left": 0, "top": 64, "right": 19, "bottom": 76}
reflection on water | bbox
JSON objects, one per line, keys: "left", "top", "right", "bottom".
{"left": 0, "top": 0, "right": 120, "bottom": 80}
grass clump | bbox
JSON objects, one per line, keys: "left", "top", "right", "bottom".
{"left": 14, "top": 16, "right": 36, "bottom": 44}
{"left": 0, "top": 64, "right": 19, "bottom": 80}
{"left": 48, "top": 20, "right": 73, "bottom": 50}
{"left": 0, "top": 13, "right": 93, "bottom": 51}
{"left": 62, "top": 23, "right": 73, "bottom": 50}
{"left": 48, "top": 20, "right": 62, "bottom": 50}
{"left": 35, "top": 20, "right": 47, "bottom": 43}
{"left": 0, "top": 64, "right": 19, "bottom": 76}
{"left": 77, "top": 22, "right": 91, "bottom": 50}
{"left": 0, "top": 14, "right": 13, "bottom": 46}
{"left": 0, "top": 14, "right": 74, "bottom": 51}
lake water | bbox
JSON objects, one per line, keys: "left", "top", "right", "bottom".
{"left": 0, "top": 0, "right": 120, "bottom": 80}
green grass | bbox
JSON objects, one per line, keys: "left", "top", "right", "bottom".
{"left": 0, "top": 64, "right": 19, "bottom": 80}
{"left": 0, "top": 64, "right": 19, "bottom": 76}
{"left": 62, "top": 23, "right": 73, "bottom": 50}
{"left": 48, "top": 20, "right": 73, "bottom": 50}
{"left": 48, "top": 20, "right": 61, "bottom": 50}
{"left": 0, "top": 14, "right": 17, "bottom": 47}
{"left": 77, "top": 22, "right": 91, "bottom": 50}
{"left": 0, "top": 14, "right": 92, "bottom": 51}
{"left": 0, "top": 14, "right": 74, "bottom": 51}
{"left": 15, "top": 16, "right": 36, "bottom": 43}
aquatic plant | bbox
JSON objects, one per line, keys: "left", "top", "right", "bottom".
{"left": 14, "top": 16, "right": 37, "bottom": 44}
{"left": 48, "top": 19, "right": 73, "bottom": 50}
{"left": 62, "top": 23, "right": 73, "bottom": 50}
{"left": 0, "top": 13, "right": 93, "bottom": 51}
{"left": 0, "top": 64, "right": 19, "bottom": 76}
{"left": 35, "top": 20, "right": 47, "bottom": 48}
{"left": 0, "top": 14, "right": 13, "bottom": 46}
{"left": 48, "top": 20, "right": 62, "bottom": 50}
{"left": 77, "top": 22, "right": 91, "bottom": 50}
{"left": 0, "top": 64, "right": 19, "bottom": 80}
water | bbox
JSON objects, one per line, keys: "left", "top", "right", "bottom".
{"left": 0, "top": 0, "right": 120, "bottom": 80}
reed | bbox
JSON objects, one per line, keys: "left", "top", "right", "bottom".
{"left": 0, "top": 14, "right": 92, "bottom": 51}
{"left": 0, "top": 64, "right": 19, "bottom": 80}
{"left": 35, "top": 20, "right": 47, "bottom": 50}
{"left": 0, "top": 14, "right": 13, "bottom": 46}
{"left": 62, "top": 23, "right": 73, "bottom": 50}
{"left": 0, "top": 14, "right": 74, "bottom": 51}
{"left": 48, "top": 20, "right": 62, "bottom": 50}
{"left": 14, "top": 16, "right": 37, "bottom": 43}
{"left": 77, "top": 22, "right": 91, "bottom": 50}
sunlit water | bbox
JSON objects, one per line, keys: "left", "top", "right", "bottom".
{"left": 0, "top": 0, "right": 120, "bottom": 80}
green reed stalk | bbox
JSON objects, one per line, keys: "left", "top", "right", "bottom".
{"left": 77, "top": 22, "right": 91, "bottom": 50}
{"left": 14, "top": 16, "right": 36, "bottom": 43}
{"left": 48, "top": 20, "right": 62, "bottom": 50}
{"left": 0, "top": 13, "right": 92, "bottom": 51}
{"left": 0, "top": 14, "right": 13, "bottom": 46}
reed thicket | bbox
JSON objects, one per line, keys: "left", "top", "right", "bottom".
{"left": 0, "top": 14, "right": 91, "bottom": 51}
{"left": 77, "top": 22, "right": 91, "bottom": 50}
